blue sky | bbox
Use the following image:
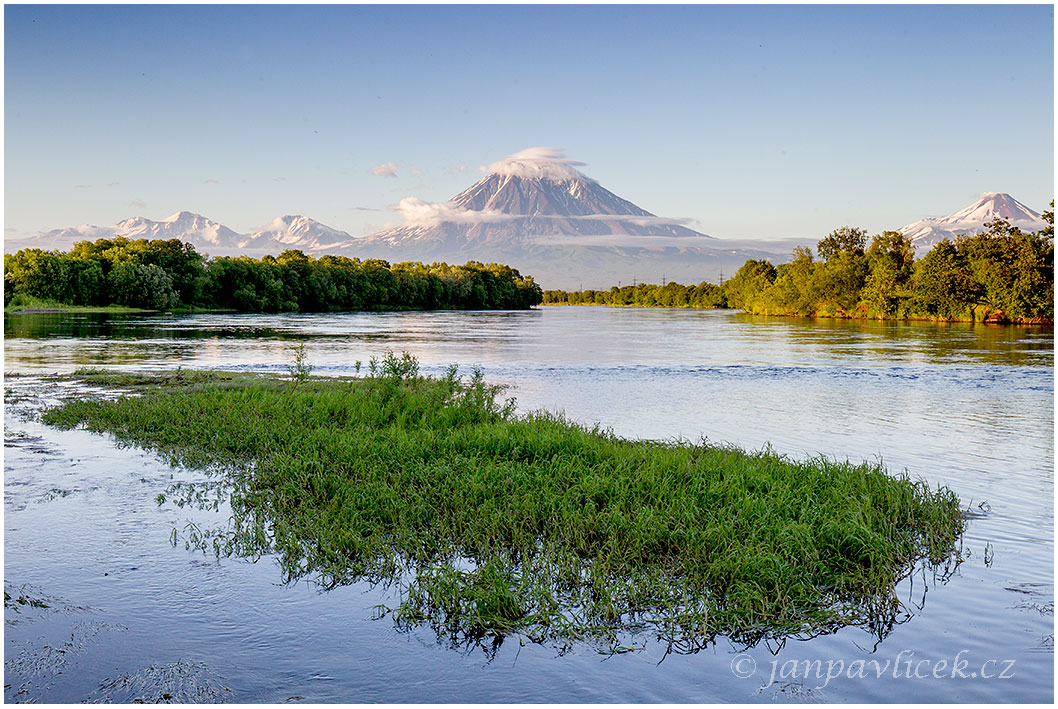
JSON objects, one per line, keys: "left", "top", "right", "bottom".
{"left": 5, "top": 4, "right": 1054, "bottom": 241}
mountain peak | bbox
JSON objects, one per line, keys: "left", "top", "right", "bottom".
{"left": 946, "top": 192, "right": 1041, "bottom": 225}
{"left": 484, "top": 147, "right": 591, "bottom": 182}
{"left": 901, "top": 193, "right": 1045, "bottom": 251}
{"left": 240, "top": 215, "right": 353, "bottom": 250}
{"left": 361, "top": 148, "right": 710, "bottom": 252}
{"left": 163, "top": 210, "right": 201, "bottom": 223}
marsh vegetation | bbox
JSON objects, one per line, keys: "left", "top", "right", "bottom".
{"left": 42, "top": 353, "right": 966, "bottom": 655}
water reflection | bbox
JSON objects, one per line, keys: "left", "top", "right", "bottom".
{"left": 5, "top": 309, "right": 1052, "bottom": 370}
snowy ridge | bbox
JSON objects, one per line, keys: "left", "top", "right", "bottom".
{"left": 8, "top": 212, "right": 357, "bottom": 255}
{"left": 240, "top": 215, "right": 354, "bottom": 251}
{"left": 113, "top": 211, "right": 243, "bottom": 246}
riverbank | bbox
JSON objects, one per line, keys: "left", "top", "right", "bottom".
{"left": 41, "top": 355, "right": 966, "bottom": 652}
{"left": 732, "top": 302, "right": 1054, "bottom": 325}
{"left": 539, "top": 302, "right": 1053, "bottom": 325}
{"left": 4, "top": 295, "right": 155, "bottom": 314}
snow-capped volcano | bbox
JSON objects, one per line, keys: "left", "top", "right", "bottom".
{"left": 900, "top": 193, "right": 1046, "bottom": 252}
{"left": 240, "top": 215, "right": 354, "bottom": 251}
{"left": 360, "top": 146, "right": 712, "bottom": 249}
{"left": 332, "top": 147, "right": 796, "bottom": 288}
{"left": 113, "top": 211, "right": 243, "bottom": 247}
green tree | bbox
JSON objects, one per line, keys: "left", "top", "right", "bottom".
{"left": 723, "top": 259, "right": 776, "bottom": 311}
{"left": 4, "top": 250, "right": 74, "bottom": 304}
{"left": 107, "top": 262, "right": 179, "bottom": 309}
{"left": 816, "top": 226, "right": 868, "bottom": 261}
{"left": 814, "top": 227, "right": 869, "bottom": 314}
{"left": 764, "top": 246, "right": 821, "bottom": 315}
{"left": 863, "top": 231, "right": 915, "bottom": 317}
{"left": 909, "top": 240, "right": 978, "bottom": 319}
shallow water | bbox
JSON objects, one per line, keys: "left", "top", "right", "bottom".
{"left": 4, "top": 307, "right": 1053, "bottom": 702}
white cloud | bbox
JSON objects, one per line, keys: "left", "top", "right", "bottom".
{"left": 393, "top": 197, "right": 512, "bottom": 228}
{"left": 527, "top": 234, "right": 713, "bottom": 248}
{"left": 484, "top": 146, "right": 589, "bottom": 181}
{"left": 130, "top": 199, "right": 148, "bottom": 209}
{"left": 409, "top": 166, "right": 423, "bottom": 176}
{"left": 390, "top": 200, "right": 697, "bottom": 232}
{"left": 524, "top": 234, "right": 807, "bottom": 255}
{"left": 204, "top": 178, "right": 220, "bottom": 184}
{"left": 369, "top": 162, "right": 399, "bottom": 178}
{"left": 557, "top": 214, "right": 697, "bottom": 227}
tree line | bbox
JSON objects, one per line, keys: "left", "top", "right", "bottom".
{"left": 4, "top": 237, "right": 543, "bottom": 312}
{"left": 544, "top": 206, "right": 1053, "bottom": 324}
{"left": 543, "top": 280, "right": 726, "bottom": 308}
{"left": 724, "top": 207, "right": 1053, "bottom": 323}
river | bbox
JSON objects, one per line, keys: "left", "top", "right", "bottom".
{"left": 4, "top": 307, "right": 1053, "bottom": 702}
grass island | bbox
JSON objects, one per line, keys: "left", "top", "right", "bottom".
{"left": 42, "top": 353, "right": 965, "bottom": 653}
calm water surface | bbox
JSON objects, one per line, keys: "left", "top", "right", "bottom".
{"left": 4, "top": 307, "right": 1053, "bottom": 702}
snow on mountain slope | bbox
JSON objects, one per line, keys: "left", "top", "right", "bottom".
{"left": 240, "top": 215, "right": 355, "bottom": 251}
{"left": 900, "top": 193, "right": 1046, "bottom": 252}
{"left": 114, "top": 211, "right": 244, "bottom": 247}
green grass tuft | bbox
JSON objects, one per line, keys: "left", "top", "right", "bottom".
{"left": 42, "top": 353, "right": 965, "bottom": 654}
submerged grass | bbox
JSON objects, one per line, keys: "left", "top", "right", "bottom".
{"left": 43, "top": 355, "right": 965, "bottom": 653}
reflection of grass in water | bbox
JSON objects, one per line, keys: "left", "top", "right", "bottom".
{"left": 44, "top": 355, "right": 965, "bottom": 655}
{"left": 87, "top": 660, "right": 233, "bottom": 704}
{"left": 6, "top": 618, "right": 125, "bottom": 701}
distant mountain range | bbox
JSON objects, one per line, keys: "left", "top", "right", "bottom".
{"left": 6, "top": 147, "right": 1049, "bottom": 289}
{"left": 14, "top": 211, "right": 354, "bottom": 254}
{"left": 900, "top": 192, "right": 1046, "bottom": 253}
